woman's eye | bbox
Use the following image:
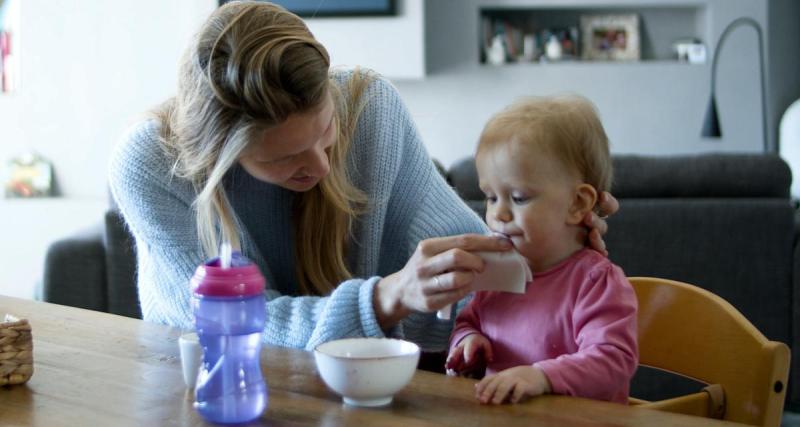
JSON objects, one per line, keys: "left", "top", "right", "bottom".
{"left": 263, "top": 155, "right": 294, "bottom": 165}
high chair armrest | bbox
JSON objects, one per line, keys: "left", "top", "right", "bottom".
{"left": 636, "top": 384, "right": 725, "bottom": 419}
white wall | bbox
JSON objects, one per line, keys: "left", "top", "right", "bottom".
{"left": 304, "top": 0, "right": 424, "bottom": 79}
{"left": 0, "top": 0, "right": 216, "bottom": 199}
{"left": 0, "top": 198, "right": 106, "bottom": 299}
{"left": 0, "top": 0, "right": 424, "bottom": 200}
{"left": 0, "top": 0, "right": 215, "bottom": 298}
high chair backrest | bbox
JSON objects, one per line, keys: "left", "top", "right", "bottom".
{"left": 629, "top": 277, "right": 790, "bottom": 427}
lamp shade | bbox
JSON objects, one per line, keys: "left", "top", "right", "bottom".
{"left": 701, "top": 94, "right": 721, "bottom": 138}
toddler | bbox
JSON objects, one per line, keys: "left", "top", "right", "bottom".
{"left": 445, "top": 95, "right": 638, "bottom": 405}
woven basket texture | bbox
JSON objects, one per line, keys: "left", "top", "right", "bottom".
{"left": 0, "top": 318, "right": 33, "bottom": 386}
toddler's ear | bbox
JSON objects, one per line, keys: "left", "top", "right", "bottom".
{"left": 567, "top": 184, "right": 598, "bottom": 225}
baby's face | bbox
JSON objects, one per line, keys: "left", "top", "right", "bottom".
{"left": 476, "top": 142, "right": 583, "bottom": 272}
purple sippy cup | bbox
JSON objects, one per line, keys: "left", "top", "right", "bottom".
{"left": 190, "top": 248, "right": 267, "bottom": 424}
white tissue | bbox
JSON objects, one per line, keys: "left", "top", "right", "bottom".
{"left": 437, "top": 249, "right": 532, "bottom": 320}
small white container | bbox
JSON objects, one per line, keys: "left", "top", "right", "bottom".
{"left": 314, "top": 338, "right": 420, "bottom": 407}
{"left": 178, "top": 332, "right": 202, "bottom": 389}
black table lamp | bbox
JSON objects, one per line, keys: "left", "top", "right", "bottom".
{"left": 702, "top": 17, "right": 769, "bottom": 152}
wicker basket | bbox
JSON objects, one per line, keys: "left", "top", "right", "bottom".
{"left": 0, "top": 317, "right": 33, "bottom": 386}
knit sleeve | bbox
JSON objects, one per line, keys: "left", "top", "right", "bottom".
{"left": 109, "top": 122, "right": 389, "bottom": 350}
{"left": 108, "top": 122, "right": 203, "bottom": 331}
{"left": 533, "top": 265, "right": 639, "bottom": 403}
{"left": 351, "top": 76, "right": 489, "bottom": 352}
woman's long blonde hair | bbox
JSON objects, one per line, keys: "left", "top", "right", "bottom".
{"left": 154, "top": 1, "right": 368, "bottom": 295}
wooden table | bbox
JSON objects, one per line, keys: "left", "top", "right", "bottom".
{"left": 0, "top": 296, "right": 746, "bottom": 426}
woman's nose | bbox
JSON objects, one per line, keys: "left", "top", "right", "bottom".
{"left": 304, "top": 143, "right": 330, "bottom": 177}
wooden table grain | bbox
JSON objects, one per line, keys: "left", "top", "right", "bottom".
{"left": 0, "top": 296, "right": 746, "bottom": 426}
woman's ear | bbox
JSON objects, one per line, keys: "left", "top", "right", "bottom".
{"left": 567, "top": 184, "right": 598, "bottom": 225}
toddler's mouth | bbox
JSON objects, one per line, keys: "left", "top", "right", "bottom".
{"left": 490, "top": 231, "right": 510, "bottom": 238}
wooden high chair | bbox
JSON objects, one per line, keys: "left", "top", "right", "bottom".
{"left": 628, "top": 277, "right": 790, "bottom": 427}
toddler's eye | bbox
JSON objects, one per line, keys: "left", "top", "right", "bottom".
{"left": 512, "top": 196, "right": 529, "bottom": 204}
{"left": 485, "top": 196, "right": 497, "bottom": 204}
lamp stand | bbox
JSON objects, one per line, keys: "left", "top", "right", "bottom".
{"left": 702, "top": 17, "right": 769, "bottom": 153}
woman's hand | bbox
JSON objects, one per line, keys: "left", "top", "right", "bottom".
{"left": 373, "top": 234, "right": 512, "bottom": 328}
{"left": 445, "top": 333, "right": 493, "bottom": 377}
{"left": 475, "top": 366, "right": 551, "bottom": 404}
{"left": 582, "top": 191, "right": 619, "bottom": 256}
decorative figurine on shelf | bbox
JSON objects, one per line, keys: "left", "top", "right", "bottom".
{"left": 545, "top": 34, "right": 563, "bottom": 61}
{"left": 2, "top": 151, "right": 54, "bottom": 198}
{"left": 522, "top": 34, "right": 537, "bottom": 62}
{"left": 487, "top": 34, "right": 506, "bottom": 65}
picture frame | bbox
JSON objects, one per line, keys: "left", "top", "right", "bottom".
{"left": 580, "top": 14, "right": 640, "bottom": 61}
{"left": 219, "top": 0, "right": 396, "bottom": 18}
{"left": 3, "top": 152, "right": 54, "bottom": 198}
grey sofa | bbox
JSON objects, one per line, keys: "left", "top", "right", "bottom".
{"left": 43, "top": 210, "right": 139, "bottom": 319}
{"left": 43, "top": 153, "right": 798, "bottom": 407}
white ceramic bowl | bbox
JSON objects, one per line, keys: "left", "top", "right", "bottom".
{"left": 314, "top": 337, "right": 420, "bottom": 407}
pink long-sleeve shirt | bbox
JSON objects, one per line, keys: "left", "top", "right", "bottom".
{"left": 450, "top": 248, "right": 638, "bottom": 404}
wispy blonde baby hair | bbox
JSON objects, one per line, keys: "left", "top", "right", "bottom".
{"left": 477, "top": 95, "right": 612, "bottom": 192}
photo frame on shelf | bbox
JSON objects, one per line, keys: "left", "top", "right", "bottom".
{"left": 580, "top": 14, "right": 640, "bottom": 61}
{"left": 3, "top": 152, "right": 53, "bottom": 198}
{"left": 219, "top": 0, "right": 396, "bottom": 17}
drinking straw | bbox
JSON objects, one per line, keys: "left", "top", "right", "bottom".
{"left": 220, "top": 241, "right": 232, "bottom": 269}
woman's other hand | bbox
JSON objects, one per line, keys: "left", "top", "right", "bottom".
{"left": 373, "top": 234, "right": 512, "bottom": 328}
{"left": 582, "top": 191, "right": 619, "bottom": 256}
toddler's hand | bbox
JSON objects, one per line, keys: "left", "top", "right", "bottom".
{"left": 475, "top": 366, "right": 551, "bottom": 404}
{"left": 445, "top": 333, "right": 493, "bottom": 376}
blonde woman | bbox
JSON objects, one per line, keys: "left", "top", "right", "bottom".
{"left": 109, "top": 2, "right": 617, "bottom": 351}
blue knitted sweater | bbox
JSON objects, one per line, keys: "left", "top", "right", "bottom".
{"left": 108, "top": 72, "right": 487, "bottom": 351}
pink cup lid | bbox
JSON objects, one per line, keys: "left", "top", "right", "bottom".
{"left": 191, "top": 253, "right": 265, "bottom": 297}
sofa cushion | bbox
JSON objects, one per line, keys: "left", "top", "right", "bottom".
{"left": 612, "top": 154, "right": 791, "bottom": 198}
{"left": 43, "top": 224, "right": 107, "bottom": 311}
{"left": 103, "top": 210, "right": 140, "bottom": 319}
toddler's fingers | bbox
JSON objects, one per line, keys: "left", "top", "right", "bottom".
{"left": 510, "top": 382, "right": 527, "bottom": 403}
{"left": 464, "top": 341, "right": 480, "bottom": 365}
{"left": 474, "top": 375, "right": 490, "bottom": 397}
{"left": 445, "top": 348, "right": 464, "bottom": 370}
{"left": 491, "top": 380, "right": 513, "bottom": 405}
{"left": 477, "top": 375, "right": 501, "bottom": 404}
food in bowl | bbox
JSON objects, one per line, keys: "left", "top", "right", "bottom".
{"left": 313, "top": 337, "right": 420, "bottom": 407}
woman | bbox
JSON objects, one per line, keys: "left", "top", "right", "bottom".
{"left": 109, "top": 1, "right": 616, "bottom": 352}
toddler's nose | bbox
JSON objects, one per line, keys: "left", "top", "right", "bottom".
{"left": 492, "top": 206, "right": 512, "bottom": 223}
